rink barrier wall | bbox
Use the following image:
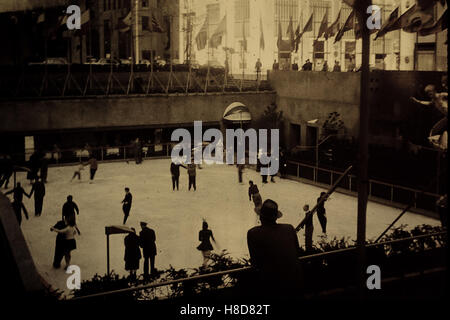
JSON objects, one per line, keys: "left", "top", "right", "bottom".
{"left": 10, "top": 144, "right": 440, "bottom": 218}
{"left": 70, "top": 231, "right": 447, "bottom": 301}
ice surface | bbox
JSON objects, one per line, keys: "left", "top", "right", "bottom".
{"left": 8, "top": 159, "right": 439, "bottom": 294}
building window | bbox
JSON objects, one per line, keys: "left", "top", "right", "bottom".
{"left": 310, "top": 0, "right": 330, "bottom": 38}
{"left": 104, "top": 19, "right": 111, "bottom": 55}
{"left": 142, "top": 0, "right": 148, "bottom": 8}
{"left": 415, "top": 43, "right": 436, "bottom": 71}
{"left": 340, "top": 2, "right": 354, "bottom": 39}
{"left": 142, "top": 16, "right": 149, "bottom": 31}
{"left": 103, "top": 0, "right": 106, "bottom": 11}
{"left": 207, "top": 3, "right": 221, "bottom": 36}
{"left": 234, "top": 0, "right": 249, "bottom": 38}
{"left": 274, "top": 0, "right": 299, "bottom": 37}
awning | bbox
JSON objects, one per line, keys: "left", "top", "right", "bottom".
{"left": 105, "top": 225, "right": 134, "bottom": 235}
{"left": 223, "top": 102, "right": 252, "bottom": 123}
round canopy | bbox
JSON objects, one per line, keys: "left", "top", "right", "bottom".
{"left": 223, "top": 102, "right": 252, "bottom": 123}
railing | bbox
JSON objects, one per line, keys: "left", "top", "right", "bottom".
{"left": 70, "top": 232, "right": 447, "bottom": 301}
{"left": 286, "top": 160, "right": 441, "bottom": 214}
{"left": 0, "top": 64, "right": 273, "bottom": 99}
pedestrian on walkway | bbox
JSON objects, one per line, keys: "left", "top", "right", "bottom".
{"left": 122, "top": 187, "right": 132, "bottom": 224}
{"left": 197, "top": 220, "right": 216, "bottom": 267}
{"left": 124, "top": 227, "right": 141, "bottom": 280}
{"left": 29, "top": 176, "right": 46, "bottom": 216}
{"left": 139, "top": 221, "right": 157, "bottom": 281}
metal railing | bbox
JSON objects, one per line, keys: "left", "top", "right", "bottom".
{"left": 0, "top": 65, "right": 273, "bottom": 99}
{"left": 70, "top": 231, "right": 447, "bottom": 301}
{"left": 286, "top": 160, "right": 441, "bottom": 213}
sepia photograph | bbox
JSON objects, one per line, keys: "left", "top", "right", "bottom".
{"left": 0, "top": 0, "right": 447, "bottom": 314}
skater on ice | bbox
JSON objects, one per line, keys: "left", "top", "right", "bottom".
{"left": 122, "top": 187, "right": 133, "bottom": 224}
{"left": 62, "top": 195, "right": 81, "bottom": 235}
{"left": 197, "top": 220, "right": 216, "bottom": 267}
{"left": 86, "top": 156, "right": 98, "bottom": 182}
{"left": 248, "top": 180, "right": 262, "bottom": 211}
{"left": 29, "top": 176, "right": 46, "bottom": 217}
{"left": 51, "top": 219, "right": 67, "bottom": 269}
{"left": 170, "top": 159, "right": 186, "bottom": 191}
{"left": 50, "top": 218, "right": 79, "bottom": 270}
{"left": 316, "top": 192, "right": 329, "bottom": 234}
{"left": 300, "top": 204, "right": 314, "bottom": 252}
{"left": 187, "top": 163, "right": 197, "bottom": 191}
{"left": 71, "top": 163, "right": 85, "bottom": 181}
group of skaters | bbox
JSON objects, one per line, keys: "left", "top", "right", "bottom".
{"left": 70, "top": 156, "right": 98, "bottom": 182}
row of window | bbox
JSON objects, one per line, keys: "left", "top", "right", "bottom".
{"left": 103, "top": 0, "right": 163, "bottom": 12}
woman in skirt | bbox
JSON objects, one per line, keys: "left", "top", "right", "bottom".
{"left": 51, "top": 218, "right": 78, "bottom": 270}
{"left": 124, "top": 228, "right": 142, "bottom": 279}
{"left": 197, "top": 221, "right": 216, "bottom": 267}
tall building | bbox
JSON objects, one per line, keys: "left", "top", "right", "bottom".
{"left": 180, "top": 0, "right": 447, "bottom": 75}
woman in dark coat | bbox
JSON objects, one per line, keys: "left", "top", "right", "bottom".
{"left": 197, "top": 221, "right": 216, "bottom": 267}
{"left": 124, "top": 228, "right": 142, "bottom": 279}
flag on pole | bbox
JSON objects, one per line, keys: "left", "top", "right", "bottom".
{"left": 375, "top": 7, "right": 399, "bottom": 39}
{"left": 118, "top": 11, "right": 132, "bottom": 32}
{"left": 317, "top": 12, "right": 328, "bottom": 39}
{"left": 419, "top": 8, "right": 448, "bottom": 36}
{"left": 325, "top": 10, "right": 340, "bottom": 39}
{"left": 195, "top": 17, "right": 208, "bottom": 50}
{"left": 294, "top": 13, "right": 312, "bottom": 52}
{"left": 151, "top": 13, "right": 164, "bottom": 33}
{"left": 259, "top": 16, "right": 265, "bottom": 50}
{"left": 294, "top": 24, "right": 300, "bottom": 52}
{"left": 401, "top": 3, "right": 434, "bottom": 33}
{"left": 334, "top": 10, "right": 355, "bottom": 43}
{"left": 209, "top": 15, "right": 226, "bottom": 48}
{"left": 287, "top": 16, "right": 295, "bottom": 51}
{"left": 277, "top": 20, "right": 282, "bottom": 50}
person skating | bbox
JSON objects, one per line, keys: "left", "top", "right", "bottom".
{"left": 11, "top": 200, "right": 28, "bottom": 226}
{"left": 40, "top": 157, "right": 48, "bottom": 183}
{"left": 122, "top": 187, "right": 132, "bottom": 224}
{"left": 29, "top": 176, "right": 46, "bottom": 216}
{"left": 187, "top": 163, "right": 197, "bottom": 191}
{"left": 5, "top": 182, "right": 31, "bottom": 221}
{"left": 301, "top": 204, "right": 314, "bottom": 252}
{"left": 170, "top": 160, "right": 186, "bottom": 191}
{"left": 86, "top": 156, "right": 98, "bottom": 182}
{"left": 197, "top": 220, "right": 216, "bottom": 267}
{"left": 317, "top": 192, "right": 329, "bottom": 234}
{"left": 71, "top": 163, "right": 85, "bottom": 181}
{"left": 51, "top": 218, "right": 78, "bottom": 270}
{"left": 139, "top": 221, "right": 157, "bottom": 281}
{"left": 52, "top": 219, "right": 67, "bottom": 268}
{"left": 62, "top": 195, "right": 81, "bottom": 235}
{"left": 248, "top": 181, "right": 263, "bottom": 211}
{"left": 124, "top": 227, "right": 141, "bottom": 280}
{"left": 237, "top": 164, "right": 245, "bottom": 183}
{"left": 134, "top": 138, "right": 143, "bottom": 164}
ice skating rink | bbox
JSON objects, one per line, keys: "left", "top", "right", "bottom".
{"left": 11, "top": 159, "right": 439, "bottom": 293}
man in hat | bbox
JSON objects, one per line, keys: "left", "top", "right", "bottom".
{"left": 139, "top": 221, "right": 157, "bottom": 281}
{"left": 29, "top": 176, "right": 46, "bottom": 216}
{"left": 247, "top": 199, "right": 302, "bottom": 298}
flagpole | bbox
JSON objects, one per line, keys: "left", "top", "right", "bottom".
{"left": 135, "top": 0, "right": 139, "bottom": 63}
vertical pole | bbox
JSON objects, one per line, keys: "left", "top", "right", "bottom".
{"left": 355, "top": 0, "right": 371, "bottom": 298}
{"left": 135, "top": 0, "right": 139, "bottom": 63}
{"left": 106, "top": 234, "right": 110, "bottom": 276}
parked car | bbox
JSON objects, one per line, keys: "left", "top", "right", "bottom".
{"left": 28, "top": 57, "right": 68, "bottom": 66}
{"left": 93, "top": 58, "right": 121, "bottom": 66}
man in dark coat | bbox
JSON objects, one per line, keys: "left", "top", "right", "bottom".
{"left": 40, "top": 157, "right": 48, "bottom": 183}
{"left": 139, "top": 221, "right": 157, "bottom": 281}
{"left": 134, "top": 138, "right": 143, "bottom": 164}
{"left": 5, "top": 182, "right": 30, "bottom": 222}
{"left": 247, "top": 199, "right": 302, "bottom": 298}
{"left": 170, "top": 160, "right": 186, "bottom": 191}
{"left": 122, "top": 187, "right": 132, "bottom": 224}
{"left": 62, "top": 195, "right": 81, "bottom": 234}
{"left": 11, "top": 200, "right": 28, "bottom": 226}
{"left": 52, "top": 219, "right": 67, "bottom": 268}
{"left": 29, "top": 176, "right": 46, "bottom": 216}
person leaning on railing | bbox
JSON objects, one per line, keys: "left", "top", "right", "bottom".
{"left": 247, "top": 199, "right": 302, "bottom": 298}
